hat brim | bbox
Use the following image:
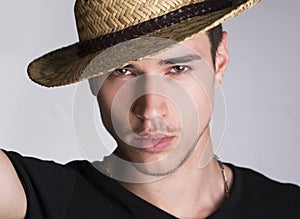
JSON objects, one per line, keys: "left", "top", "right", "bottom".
{"left": 28, "top": 0, "right": 260, "bottom": 87}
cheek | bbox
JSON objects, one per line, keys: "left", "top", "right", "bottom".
{"left": 183, "top": 78, "right": 214, "bottom": 127}
{"left": 97, "top": 79, "right": 136, "bottom": 136}
{"left": 97, "top": 93, "right": 112, "bottom": 118}
{"left": 97, "top": 95, "right": 113, "bottom": 135}
{"left": 96, "top": 81, "right": 119, "bottom": 132}
{"left": 97, "top": 77, "right": 128, "bottom": 113}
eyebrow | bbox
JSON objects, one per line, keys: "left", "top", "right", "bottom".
{"left": 160, "top": 54, "right": 201, "bottom": 65}
{"left": 119, "top": 54, "right": 202, "bottom": 70}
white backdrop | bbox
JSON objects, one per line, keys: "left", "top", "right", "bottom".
{"left": 1, "top": 0, "right": 299, "bottom": 185}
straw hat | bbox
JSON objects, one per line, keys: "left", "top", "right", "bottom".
{"left": 28, "top": 0, "right": 260, "bottom": 87}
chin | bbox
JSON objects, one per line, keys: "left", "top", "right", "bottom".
{"left": 119, "top": 141, "right": 195, "bottom": 177}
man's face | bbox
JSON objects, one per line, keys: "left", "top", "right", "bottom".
{"left": 90, "top": 33, "right": 227, "bottom": 176}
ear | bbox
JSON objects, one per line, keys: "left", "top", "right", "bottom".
{"left": 214, "top": 32, "right": 229, "bottom": 88}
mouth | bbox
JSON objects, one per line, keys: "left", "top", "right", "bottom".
{"left": 131, "top": 134, "right": 176, "bottom": 153}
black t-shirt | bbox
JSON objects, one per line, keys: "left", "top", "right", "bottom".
{"left": 4, "top": 150, "right": 300, "bottom": 219}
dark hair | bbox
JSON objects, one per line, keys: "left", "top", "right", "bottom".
{"left": 207, "top": 24, "right": 223, "bottom": 67}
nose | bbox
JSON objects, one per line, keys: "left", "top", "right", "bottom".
{"left": 131, "top": 75, "right": 168, "bottom": 121}
{"left": 132, "top": 93, "right": 168, "bottom": 120}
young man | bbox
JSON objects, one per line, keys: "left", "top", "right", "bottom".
{"left": 1, "top": 0, "right": 299, "bottom": 218}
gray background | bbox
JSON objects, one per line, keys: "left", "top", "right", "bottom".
{"left": 1, "top": 0, "right": 299, "bottom": 185}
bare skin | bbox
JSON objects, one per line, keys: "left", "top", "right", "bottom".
{"left": 0, "top": 149, "right": 27, "bottom": 219}
{"left": 121, "top": 129, "right": 233, "bottom": 218}
{"left": 93, "top": 32, "right": 233, "bottom": 218}
{"left": 0, "top": 32, "right": 232, "bottom": 219}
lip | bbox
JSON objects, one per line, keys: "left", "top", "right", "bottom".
{"left": 132, "top": 134, "right": 176, "bottom": 153}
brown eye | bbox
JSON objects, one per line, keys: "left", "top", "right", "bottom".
{"left": 170, "top": 65, "right": 190, "bottom": 74}
{"left": 112, "top": 68, "right": 133, "bottom": 76}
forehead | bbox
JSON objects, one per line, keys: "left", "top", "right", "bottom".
{"left": 83, "top": 33, "right": 211, "bottom": 80}
{"left": 137, "top": 33, "right": 210, "bottom": 63}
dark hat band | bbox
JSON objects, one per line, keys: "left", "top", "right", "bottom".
{"left": 77, "top": 0, "right": 243, "bottom": 57}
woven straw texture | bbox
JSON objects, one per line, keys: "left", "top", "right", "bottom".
{"left": 28, "top": 0, "right": 261, "bottom": 87}
{"left": 75, "top": 0, "right": 204, "bottom": 41}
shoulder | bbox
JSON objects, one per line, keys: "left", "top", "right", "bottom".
{"left": 228, "top": 163, "right": 300, "bottom": 218}
{"left": 232, "top": 164, "right": 300, "bottom": 195}
{"left": 2, "top": 149, "right": 88, "bottom": 218}
{"left": 2, "top": 149, "right": 89, "bottom": 193}
{"left": 3, "top": 149, "right": 85, "bottom": 184}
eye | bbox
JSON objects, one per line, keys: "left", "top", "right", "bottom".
{"left": 111, "top": 68, "right": 134, "bottom": 77}
{"left": 169, "top": 65, "right": 191, "bottom": 74}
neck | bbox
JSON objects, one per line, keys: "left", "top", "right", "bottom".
{"left": 118, "top": 128, "right": 232, "bottom": 218}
